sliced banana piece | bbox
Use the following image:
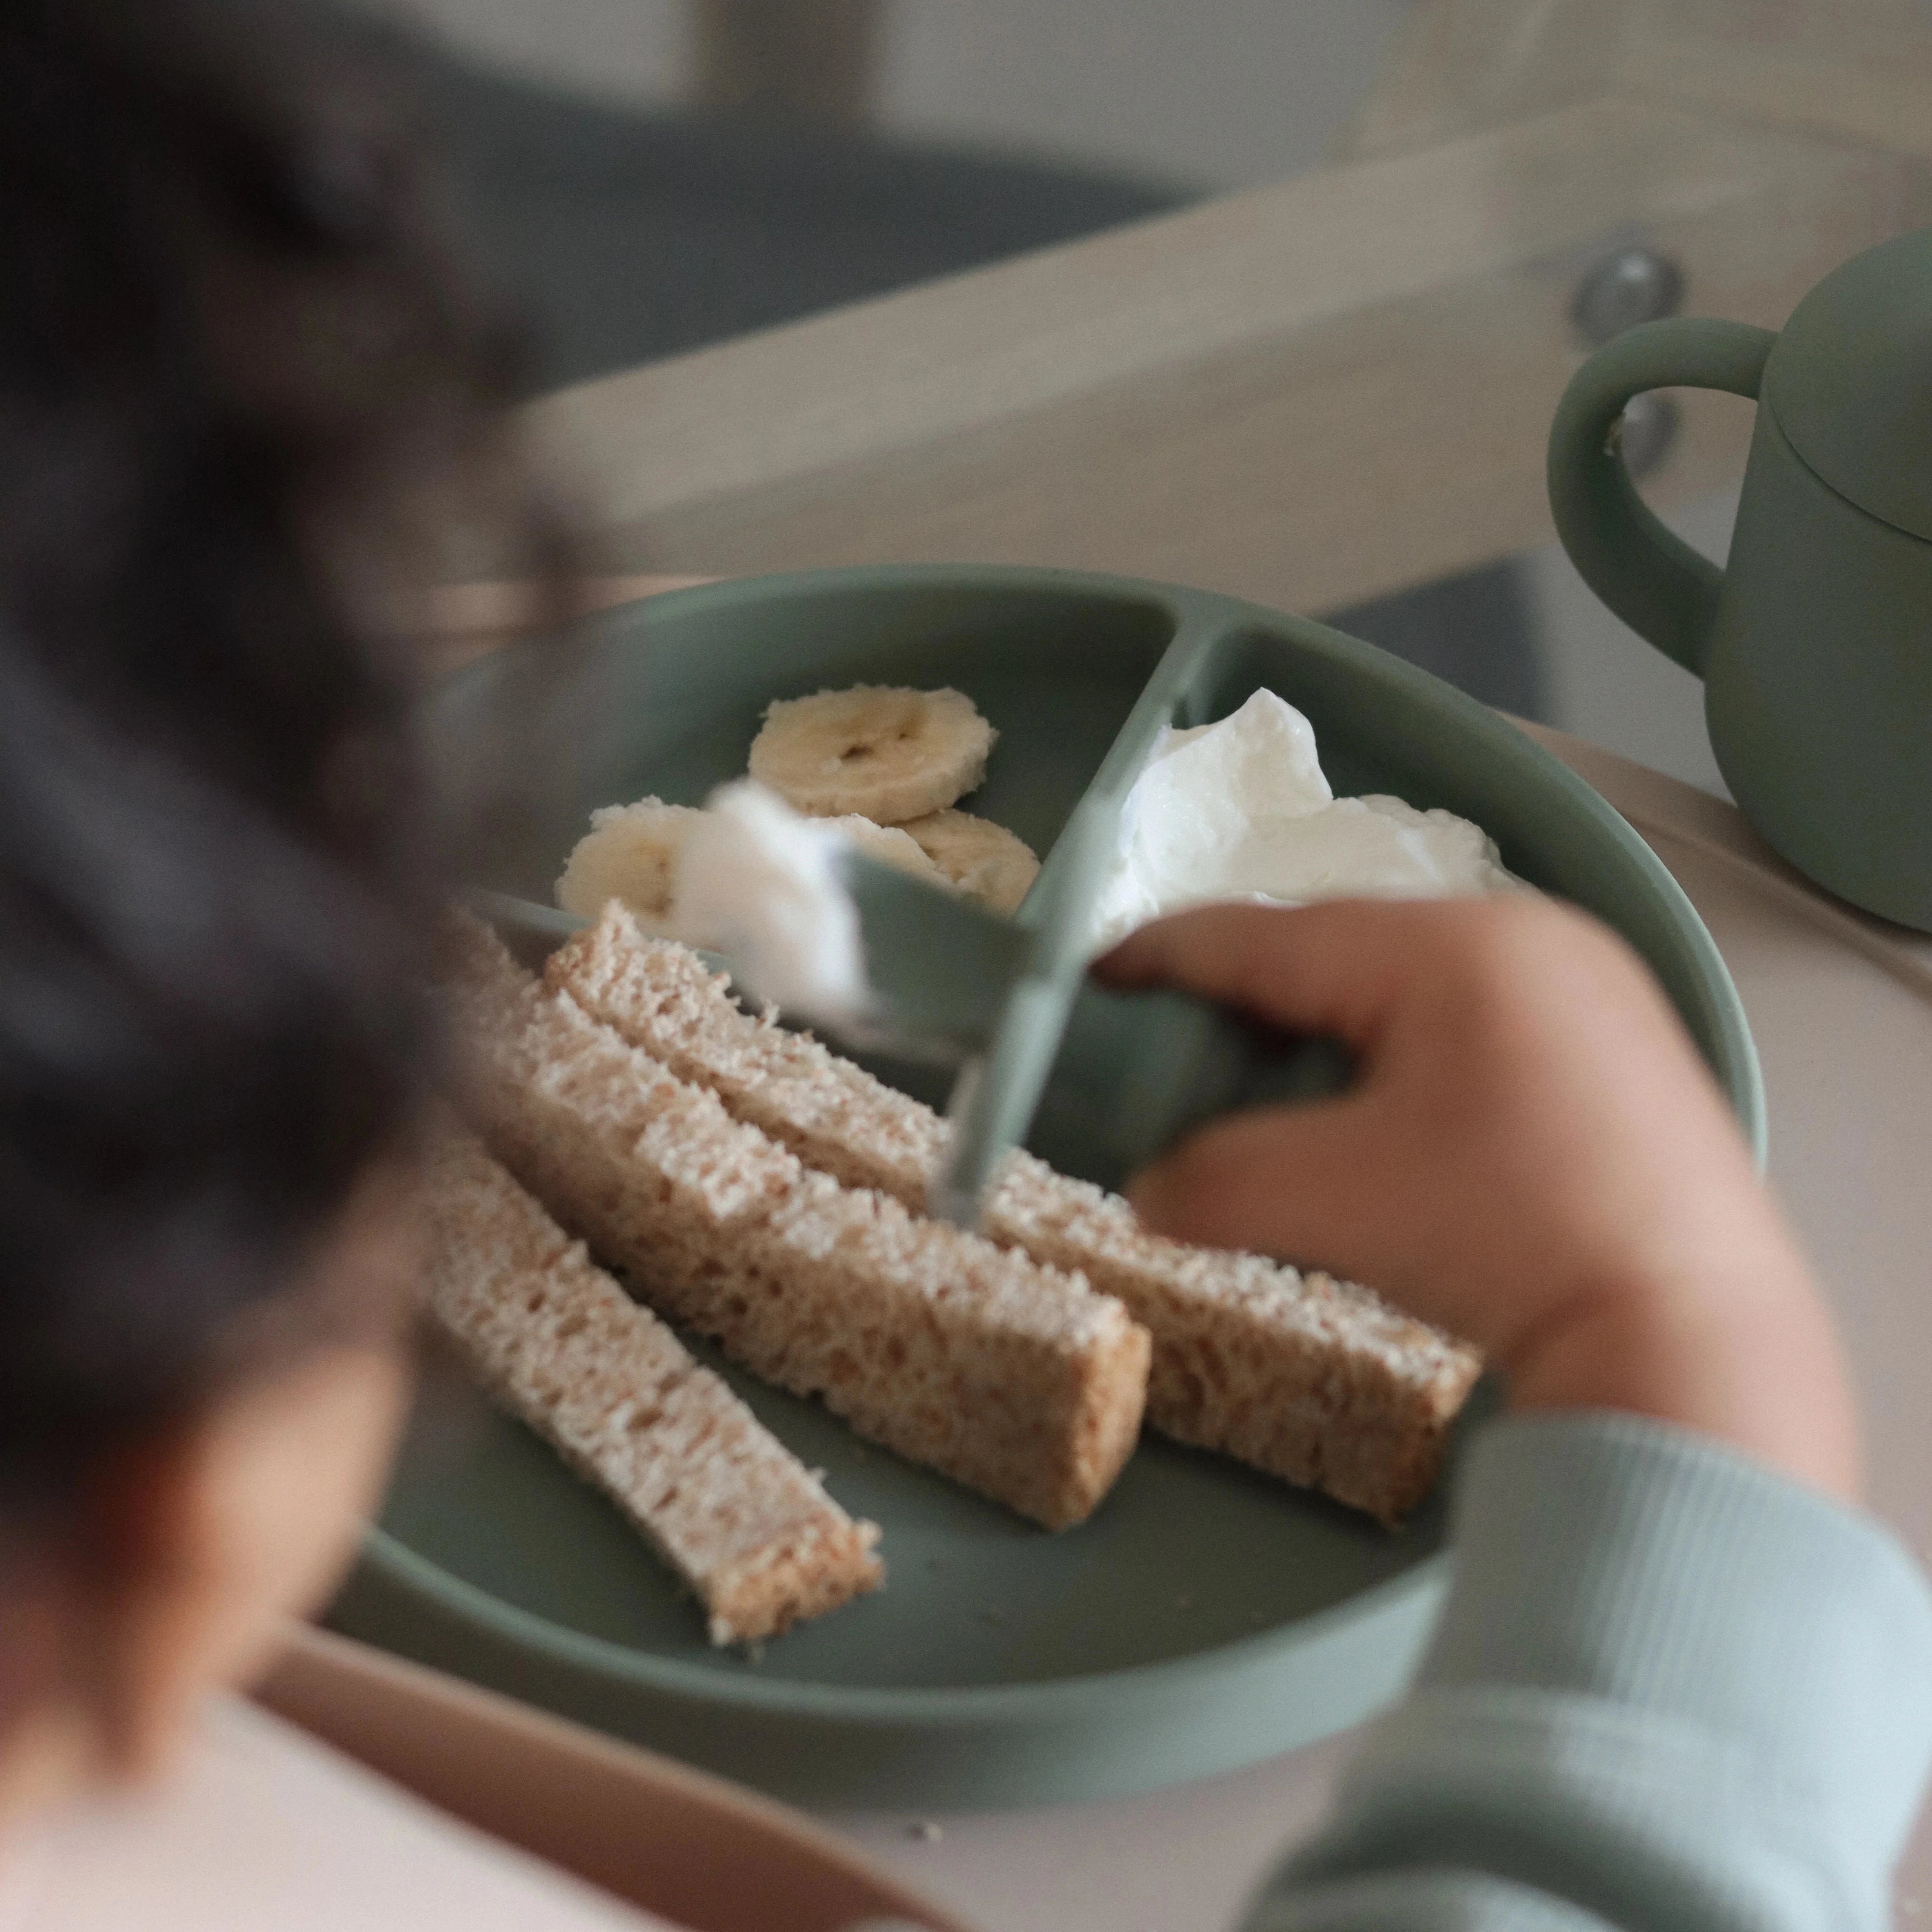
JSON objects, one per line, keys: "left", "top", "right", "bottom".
{"left": 555, "top": 798, "right": 706, "bottom": 923}
{"left": 899, "top": 808, "right": 1040, "bottom": 916}
{"left": 748, "top": 685, "right": 996, "bottom": 823}
{"left": 825, "top": 815, "right": 954, "bottom": 887}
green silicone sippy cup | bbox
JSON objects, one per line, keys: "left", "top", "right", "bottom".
{"left": 1547, "top": 227, "right": 1932, "bottom": 932}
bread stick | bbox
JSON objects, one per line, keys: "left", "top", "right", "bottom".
{"left": 424, "top": 1131, "right": 882, "bottom": 1642}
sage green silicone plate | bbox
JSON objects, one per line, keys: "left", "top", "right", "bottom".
{"left": 332, "top": 565, "right": 1762, "bottom": 1811}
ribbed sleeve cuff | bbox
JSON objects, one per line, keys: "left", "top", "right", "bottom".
{"left": 1421, "top": 1411, "right": 1932, "bottom": 1858}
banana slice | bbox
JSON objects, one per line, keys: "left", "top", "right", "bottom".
{"left": 557, "top": 798, "right": 950, "bottom": 927}
{"left": 899, "top": 808, "right": 1040, "bottom": 916}
{"left": 826, "top": 814, "right": 954, "bottom": 887}
{"left": 555, "top": 798, "right": 706, "bottom": 923}
{"left": 748, "top": 686, "right": 996, "bottom": 823}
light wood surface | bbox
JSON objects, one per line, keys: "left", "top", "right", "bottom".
{"left": 521, "top": 97, "right": 1925, "bottom": 616}
{"left": 257, "top": 1627, "right": 966, "bottom": 1932}
{"left": 1335, "top": 0, "right": 1622, "bottom": 162}
{"left": 1341, "top": 0, "right": 1932, "bottom": 166}
{"left": 10, "top": 1693, "right": 679, "bottom": 1932}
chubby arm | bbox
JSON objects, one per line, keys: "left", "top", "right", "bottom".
{"left": 1099, "top": 898, "right": 1932, "bottom": 1931}
{"left": 1242, "top": 1411, "right": 1932, "bottom": 1932}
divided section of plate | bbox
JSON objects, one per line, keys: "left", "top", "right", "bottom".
{"left": 349, "top": 563, "right": 1761, "bottom": 1809}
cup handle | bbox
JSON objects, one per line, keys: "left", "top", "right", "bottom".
{"left": 1546, "top": 317, "right": 1776, "bottom": 677}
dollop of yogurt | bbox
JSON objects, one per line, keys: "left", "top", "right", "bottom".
{"left": 1087, "top": 689, "right": 1516, "bottom": 949}
{"left": 671, "top": 780, "right": 875, "bottom": 1027}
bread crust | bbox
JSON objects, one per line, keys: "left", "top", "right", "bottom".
{"left": 551, "top": 904, "right": 1481, "bottom": 1524}
{"left": 424, "top": 1131, "right": 882, "bottom": 1642}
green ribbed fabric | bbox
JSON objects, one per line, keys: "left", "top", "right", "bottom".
{"left": 1241, "top": 1414, "right": 1932, "bottom": 1931}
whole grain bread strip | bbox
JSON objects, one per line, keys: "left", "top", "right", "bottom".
{"left": 549, "top": 903, "right": 1480, "bottom": 1524}
{"left": 424, "top": 1131, "right": 882, "bottom": 1642}
{"left": 442, "top": 915, "right": 1150, "bottom": 1530}
{"left": 983, "top": 1166, "right": 1477, "bottom": 1523}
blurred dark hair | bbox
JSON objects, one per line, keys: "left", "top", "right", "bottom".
{"left": 0, "top": 0, "right": 550, "bottom": 1507}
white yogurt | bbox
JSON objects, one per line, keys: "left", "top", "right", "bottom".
{"left": 671, "top": 780, "right": 876, "bottom": 1027}
{"left": 1086, "top": 689, "right": 1516, "bottom": 949}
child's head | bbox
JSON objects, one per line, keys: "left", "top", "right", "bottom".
{"left": 0, "top": 0, "right": 532, "bottom": 1815}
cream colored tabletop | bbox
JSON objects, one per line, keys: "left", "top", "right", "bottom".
{"left": 0, "top": 1698, "right": 673, "bottom": 1932}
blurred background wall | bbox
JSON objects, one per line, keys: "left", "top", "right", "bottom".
{"left": 365, "top": 0, "right": 1411, "bottom": 184}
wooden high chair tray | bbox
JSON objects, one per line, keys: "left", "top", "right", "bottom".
{"left": 256, "top": 1624, "right": 968, "bottom": 1932}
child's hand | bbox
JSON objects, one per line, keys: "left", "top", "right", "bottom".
{"left": 1098, "top": 897, "right": 1861, "bottom": 1502}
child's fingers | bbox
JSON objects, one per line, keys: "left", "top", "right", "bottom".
{"left": 1104, "top": 895, "right": 1675, "bottom": 1345}
{"left": 1096, "top": 895, "right": 1587, "bottom": 1057}
{"left": 1123, "top": 1094, "right": 1394, "bottom": 1282}
{"left": 1095, "top": 900, "right": 1421, "bottom": 1049}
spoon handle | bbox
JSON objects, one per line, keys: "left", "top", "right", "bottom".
{"left": 1030, "top": 977, "right": 1354, "bottom": 1193}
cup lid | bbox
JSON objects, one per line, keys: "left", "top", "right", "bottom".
{"left": 1763, "top": 226, "right": 1932, "bottom": 543}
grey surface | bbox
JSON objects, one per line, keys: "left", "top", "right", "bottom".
{"left": 1528, "top": 489, "right": 1739, "bottom": 797}
{"left": 409, "top": 48, "right": 1190, "bottom": 389}
{"left": 1327, "top": 563, "right": 1545, "bottom": 722}
{"left": 369, "top": 0, "right": 1417, "bottom": 192}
